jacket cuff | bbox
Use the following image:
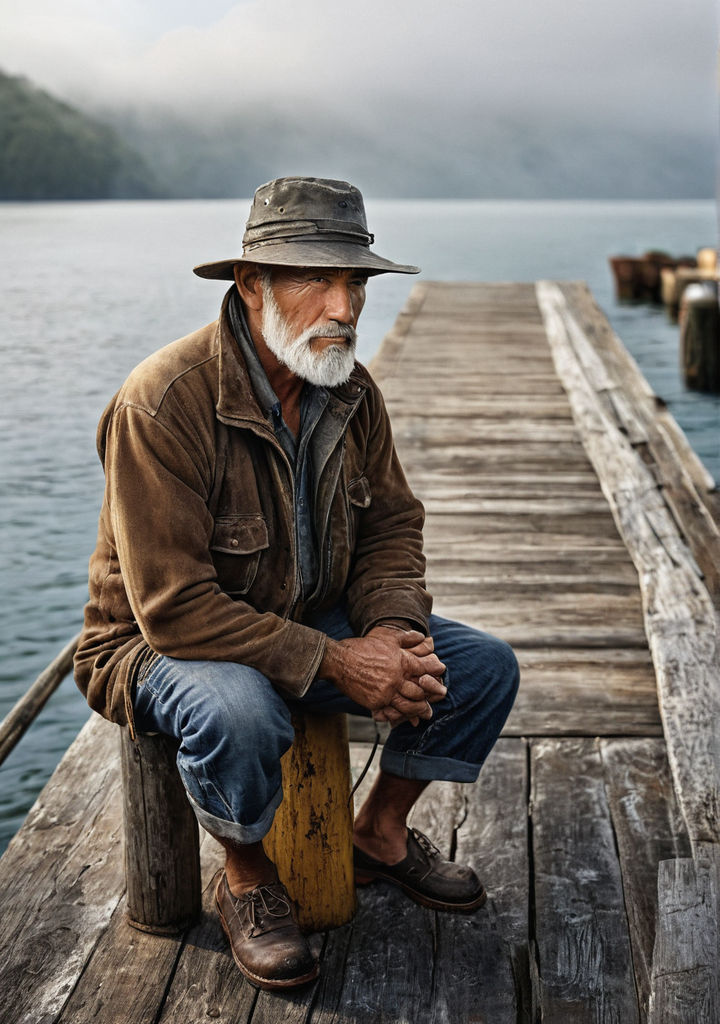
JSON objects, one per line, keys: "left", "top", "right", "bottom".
{"left": 278, "top": 629, "right": 327, "bottom": 699}
{"left": 361, "top": 615, "right": 428, "bottom": 637}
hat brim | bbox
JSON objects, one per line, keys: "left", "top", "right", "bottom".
{"left": 193, "top": 240, "right": 420, "bottom": 280}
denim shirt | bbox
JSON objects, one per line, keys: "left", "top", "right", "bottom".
{"left": 229, "top": 294, "right": 328, "bottom": 599}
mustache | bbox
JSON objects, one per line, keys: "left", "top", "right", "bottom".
{"left": 305, "top": 322, "right": 357, "bottom": 344}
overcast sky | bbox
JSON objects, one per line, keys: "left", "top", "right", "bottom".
{"left": 1, "top": 0, "right": 717, "bottom": 138}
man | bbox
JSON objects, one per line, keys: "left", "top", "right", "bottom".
{"left": 74, "top": 176, "right": 519, "bottom": 991}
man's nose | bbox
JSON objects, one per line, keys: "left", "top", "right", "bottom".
{"left": 325, "top": 281, "right": 355, "bottom": 324}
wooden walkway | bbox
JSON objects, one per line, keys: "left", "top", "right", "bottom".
{"left": 0, "top": 282, "right": 718, "bottom": 1023}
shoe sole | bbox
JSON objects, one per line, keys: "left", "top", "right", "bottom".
{"left": 215, "top": 895, "right": 320, "bottom": 991}
{"left": 355, "top": 869, "right": 487, "bottom": 913}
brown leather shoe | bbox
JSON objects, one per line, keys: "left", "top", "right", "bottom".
{"left": 214, "top": 873, "right": 319, "bottom": 990}
{"left": 354, "top": 827, "right": 487, "bottom": 912}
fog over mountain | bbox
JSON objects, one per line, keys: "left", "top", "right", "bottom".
{"left": 0, "top": 71, "right": 161, "bottom": 199}
{"left": 102, "top": 99, "right": 714, "bottom": 200}
{"left": 1, "top": 0, "right": 717, "bottom": 198}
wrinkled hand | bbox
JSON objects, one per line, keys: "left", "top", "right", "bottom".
{"left": 368, "top": 626, "right": 445, "bottom": 727}
{"left": 320, "top": 626, "right": 446, "bottom": 728}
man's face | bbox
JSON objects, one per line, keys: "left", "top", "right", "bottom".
{"left": 260, "top": 267, "right": 367, "bottom": 388}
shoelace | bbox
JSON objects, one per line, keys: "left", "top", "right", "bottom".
{"left": 239, "top": 884, "right": 291, "bottom": 934}
{"left": 409, "top": 828, "right": 445, "bottom": 882}
{"left": 411, "top": 828, "right": 441, "bottom": 860}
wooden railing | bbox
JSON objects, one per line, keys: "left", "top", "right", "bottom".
{"left": 0, "top": 634, "right": 80, "bottom": 766}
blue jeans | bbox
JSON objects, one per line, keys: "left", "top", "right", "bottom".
{"left": 132, "top": 607, "right": 519, "bottom": 845}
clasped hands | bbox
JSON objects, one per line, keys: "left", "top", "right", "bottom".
{"left": 320, "top": 625, "right": 446, "bottom": 728}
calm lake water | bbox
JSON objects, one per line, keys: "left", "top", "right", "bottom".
{"left": 0, "top": 198, "right": 717, "bottom": 852}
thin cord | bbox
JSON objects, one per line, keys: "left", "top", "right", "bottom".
{"left": 348, "top": 720, "right": 380, "bottom": 805}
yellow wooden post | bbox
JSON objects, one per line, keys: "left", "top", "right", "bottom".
{"left": 264, "top": 711, "right": 357, "bottom": 932}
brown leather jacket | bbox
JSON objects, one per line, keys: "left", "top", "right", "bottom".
{"left": 74, "top": 288, "right": 431, "bottom": 733}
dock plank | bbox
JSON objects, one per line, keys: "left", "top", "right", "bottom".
{"left": 430, "top": 739, "right": 532, "bottom": 1023}
{"left": 506, "top": 659, "right": 660, "bottom": 736}
{"left": 56, "top": 911, "right": 185, "bottom": 1024}
{"left": 0, "top": 716, "right": 123, "bottom": 1024}
{"left": 308, "top": 748, "right": 441, "bottom": 1024}
{"left": 422, "top": 510, "right": 624, "bottom": 540}
{"left": 156, "top": 838, "right": 261, "bottom": 1024}
{"left": 531, "top": 738, "right": 640, "bottom": 1023}
{"left": 433, "top": 600, "right": 647, "bottom": 651}
{"left": 60, "top": 832, "right": 227, "bottom": 1024}
{"left": 599, "top": 739, "right": 692, "bottom": 1020}
{"left": 648, "top": 844, "right": 720, "bottom": 1023}
{"left": 558, "top": 281, "right": 720, "bottom": 578}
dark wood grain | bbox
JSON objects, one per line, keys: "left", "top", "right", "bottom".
{"left": 121, "top": 729, "right": 201, "bottom": 933}
{"left": 531, "top": 737, "right": 640, "bottom": 1023}
{"left": 599, "top": 738, "right": 692, "bottom": 1019}
{"left": 157, "top": 836, "right": 262, "bottom": 1024}
{"left": 0, "top": 716, "right": 125, "bottom": 1024}
{"left": 429, "top": 739, "right": 532, "bottom": 1023}
{"left": 648, "top": 844, "right": 720, "bottom": 1023}
{"left": 57, "top": 904, "right": 185, "bottom": 1024}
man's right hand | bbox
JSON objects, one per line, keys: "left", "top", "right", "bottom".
{"left": 319, "top": 629, "right": 446, "bottom": 725}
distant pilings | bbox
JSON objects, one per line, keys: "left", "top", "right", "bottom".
{"left": 609, "top": 247, "right": 719, "bottom": 395}
{"left": 609, "top": 251, "right": 695, "bottom": 304}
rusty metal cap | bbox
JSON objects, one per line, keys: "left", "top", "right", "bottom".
{"left": 193, "top": 176, "right": 420, "bottom": 279}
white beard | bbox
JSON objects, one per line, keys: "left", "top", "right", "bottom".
{"left": 260, "top": 279, "right": 357, "bottom": 388}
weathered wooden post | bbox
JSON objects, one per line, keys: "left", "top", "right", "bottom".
{"left": 680, "top": 282, "right": 720, "bottom": 393}
{"left": 120, "top": 729, "right": 201, "bottom": 934}
{"left": 609, "top": 256, "right": 642, "bottom": 301}
{"left": 264, "top": 711, "right": 356, "bottom": 932}
{"left": 639, "top": 250, "right": 672, "bottom": 303}
{"left": 121, "top": 713, "right": 355, "bottom": 937}
{"left": 661, "top": 267, "right": 680, "bottom": 318}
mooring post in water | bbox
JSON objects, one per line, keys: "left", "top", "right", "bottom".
{"left": 680, "top": 282, "right": 720, "bottom": 393}
{"left": 120, "top": 729, "right": 201, "bottom": 934}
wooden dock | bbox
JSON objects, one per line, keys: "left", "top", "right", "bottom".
{"left": 0, "top": 281, "right": 718, "bottom": 1023}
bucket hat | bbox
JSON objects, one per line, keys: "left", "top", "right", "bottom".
{"left": 193, "top": 177, "right": 420, "bottom": 279}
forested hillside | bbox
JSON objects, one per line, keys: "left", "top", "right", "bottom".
{"left": 0, "top": 71, "right": 164, "bottom": 199}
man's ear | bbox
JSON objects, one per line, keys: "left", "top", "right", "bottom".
{"left": 234, "top": 263, "right": 264, "bottom": 311}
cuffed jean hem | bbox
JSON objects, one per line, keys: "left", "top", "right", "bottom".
{"left": 379, "top": 748, "right": 481, "bottom": 783}
{"left": 186, "top": 784, "right": 284, "bottom": 845}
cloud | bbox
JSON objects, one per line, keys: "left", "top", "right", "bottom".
{"left": 1, "top": 0, "right": 715, "bottom": 137}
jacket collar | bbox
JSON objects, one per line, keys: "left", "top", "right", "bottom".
{"left": 214, "top": 286, "right": 367, "bottom": 430}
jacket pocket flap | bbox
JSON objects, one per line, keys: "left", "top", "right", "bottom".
{"left": 211, "top": 515, "right": 269, "bottom": 555}
{"left": 347, "top": 475, "right": 372, "bottom": 508}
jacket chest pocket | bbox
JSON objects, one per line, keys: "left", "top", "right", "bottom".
{"left": 211, "top": 515, "right": 269, "bottom": 595}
